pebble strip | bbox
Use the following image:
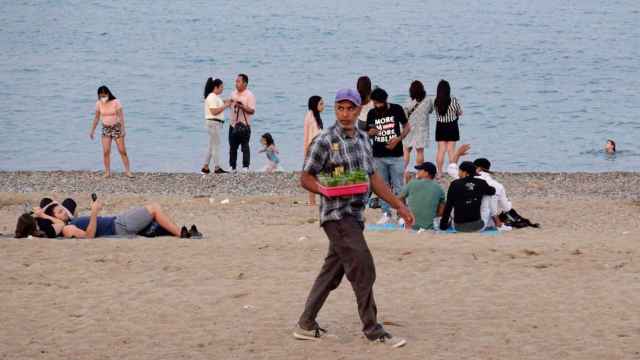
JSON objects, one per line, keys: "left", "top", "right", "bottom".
{"left": 1, "top": 171, "right": 638, "bottom": 200}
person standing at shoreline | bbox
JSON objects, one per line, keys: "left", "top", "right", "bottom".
{"left": 356, "top": 76, "right": 374, "bottom": 132}
{"left": 434, "top": 79, "right": 463, "bottom": 176}
{"left": 201, "top": 77, "right": 231, "bottom": 174}
{"left": 229, "top": 74, "right": 256, "bottom": 173}
{"left": 366, "top": 88, "right": 411, "bottom": 224}
{"left": 293, "top": 88, "right": 413, "bottom": 348}
{"left": 303, "top": 95, "right": 324, "bottom": 205}
{"left": 403, "top": 80, "right": 434, "bottom": 182}
{"left": 89, "top": 86, "right": 133, "bottom": 178}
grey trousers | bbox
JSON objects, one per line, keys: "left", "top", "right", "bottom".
{"left": 204, "top": 121, "right": 222, "bottom": 169}
{"left": 298, "top": 216, "right": 387, "bottom": 340}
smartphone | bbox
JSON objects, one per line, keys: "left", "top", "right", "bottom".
{"left": 91, "top": 193, "right": 98, "bottom": 202}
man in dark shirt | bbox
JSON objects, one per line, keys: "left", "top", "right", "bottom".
{"left": 366, "top": 88, "right": 411, "bottom": 224}
{"left": 440, "top": 161, "right": 496, "bottom": 232}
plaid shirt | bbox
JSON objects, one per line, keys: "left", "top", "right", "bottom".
{"left": 303, "top": 123, "right": 375, "bottom": 225}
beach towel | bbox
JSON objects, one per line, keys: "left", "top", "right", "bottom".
{"left": 365, "top": 223, "right": 500, "bottom": 235}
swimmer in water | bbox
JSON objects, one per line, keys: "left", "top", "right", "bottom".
{"left": 605, "top": 139, "right": 616, "bottom": 154}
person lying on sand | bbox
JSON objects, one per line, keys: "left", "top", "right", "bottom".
{"left": 18, "top": 196, "right": 202, "bottom": 239}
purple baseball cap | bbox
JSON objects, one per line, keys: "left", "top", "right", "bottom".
{"left": 334, "top": 88, "right": 361, "bottom": 106}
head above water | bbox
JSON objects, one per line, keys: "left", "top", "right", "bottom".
{"left": 235, "top": 73, "right": 249, "bottom": 92}
{"left": 204, "top": 77, "right": 224, "bottom": 98}
{"left": 605, "top": 139, "right": 616, "bottom": 153}
{"left": 356, "top": 76, "right": 372, "bottom": 104}
{"left": 308, "top": 95, "right": 324, "bottom": 130}
{"left": 334, "top": 88, "right": 362, "bottom": 132}
{"left": 97, "top": 85, "right": 116, "bottom": 102}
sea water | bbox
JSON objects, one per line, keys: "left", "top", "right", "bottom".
{"left": 0, "top": 0, "right": 638, "bottom": 172}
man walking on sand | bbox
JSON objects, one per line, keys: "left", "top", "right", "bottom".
{"left": 293, "top": 88, "right": 414, "bottom": 348}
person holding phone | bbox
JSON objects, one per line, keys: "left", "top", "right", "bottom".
{"left": 39, "top": 196, "right": 202, "bottom": 239}
{"left": 228, "top": 73, "right": 256, "bottom": 173}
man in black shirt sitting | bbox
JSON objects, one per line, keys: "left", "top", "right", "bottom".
{"left": 440, "top": 161, "right": 496, "bottom": 232}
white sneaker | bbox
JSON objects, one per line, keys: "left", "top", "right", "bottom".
{"left": 374, "top": 334, "right": 407, "bottom": 348}
{"left": 241, "top": 167, "right": 250, "bottom": 173}
{"left": 498, "top": 224, "right": 513, "bottom": 232}
{"left": 293, "top": 325, "right": 327, "bottom": 341}
{"left": 230, "top": 168, "right": 238, "bottom": 174}
{"left": 376, "top": 213, "right": 392, "bottom": 225}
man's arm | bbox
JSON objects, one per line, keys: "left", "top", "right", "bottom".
{"left": 83, "top": 201, "right": 103, "bottom": 238}
{"left": 481, "top": 181, "right": 496, "bottom": 196}
{"left": 370, "top": 172, "right": 414, "bottom": 227}
{"left": 398, "top": 108, "right": 411, "bottom": 140}
{"left": 451, "top": 143, "right": 471, "bottom": 164}
{"left": 437, "top": 203, "right": 445, "bottom": 217}
{"left": 238, "top": 95, "right": 256, "bottom": 115}
{"left": 301, "top": 171, "right": 322, "bottom": 195}
{"left": 62, "top": 225, "right": 87, "bottom": 238}
{"left": 64, "top": 201, "right": 102, "bottom": 239}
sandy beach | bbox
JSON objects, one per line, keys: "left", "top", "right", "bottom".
{"left": 1, "top": 171, "right": 640, "bottom": 359}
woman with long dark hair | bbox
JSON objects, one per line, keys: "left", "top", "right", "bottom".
{"left": 303, "top": 95, "right": 324, "bottom": 205}
{"left": 434, "top": 80, "right": 463, "bottom": 176}
{"left": 89, "top": 85, "right": 133, "bottom": 178}
{"left": 356, "top": 76, "right": 374, "bottom": 132}
{"left": 403, "top": 80, "right": 434, "bottom": 181}
{"left": 201, "top": 77, "right": 231, "bottom": 174}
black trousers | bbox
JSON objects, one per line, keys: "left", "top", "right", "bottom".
{"left": 298, "top": 216, "right": 387, "bottom": 340}
{"left": 229, "top": 126, "right": 250, "bottom": 170}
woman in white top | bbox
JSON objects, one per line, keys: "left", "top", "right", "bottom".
{"left": 302, "top": 95, "right": 325, "bottom": 205}
{"left": 201, "top": 78, "right": 231, "bottom": 174}
{"left": 89, "top": 85, "right": 132, "bottom": 178}
{"left": 403, "top": 80, "right": 433, "bottom": 180}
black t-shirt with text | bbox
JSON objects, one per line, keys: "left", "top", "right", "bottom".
{"left": 366, "top": 103, "right": 408, "bottom": 158}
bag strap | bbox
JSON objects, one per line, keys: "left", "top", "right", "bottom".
{"left": 406, "top": 100, "right": 422, "bottom": 118}
{"left": 234, "top": 105, "right": 249, "bottom": 126}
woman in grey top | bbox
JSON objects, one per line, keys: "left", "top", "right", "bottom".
{"left": 403, "top": 80, "right": 433, "bottom": 181}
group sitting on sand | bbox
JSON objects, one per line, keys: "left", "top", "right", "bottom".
{"left": 15, "top": 196, "right": 202, "bottom": 239}
{"left": 399, "top": 144, "right": 538, "bottom": 233}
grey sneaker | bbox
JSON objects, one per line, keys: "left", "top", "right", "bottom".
{"left": 375, "top": 334, "right": 407, "bottom": 348}
{"left": 293, "top": 325, "right": 327, "bottom": 341}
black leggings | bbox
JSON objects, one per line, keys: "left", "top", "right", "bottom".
{"left": 229, "top": 126, "right": 251, "bottom": 170}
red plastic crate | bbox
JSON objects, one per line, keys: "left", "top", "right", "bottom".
{"left": 319, "top": 182, "right": 369, "bottom": 197}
